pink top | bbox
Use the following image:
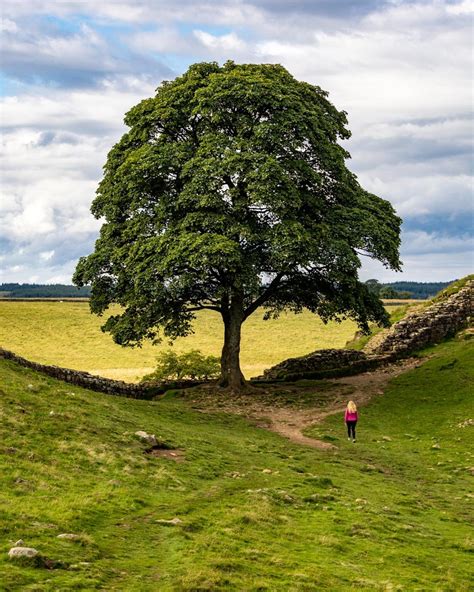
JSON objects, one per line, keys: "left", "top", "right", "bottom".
{"left": 345, "top": 410, "right": 358, "bottom": 422}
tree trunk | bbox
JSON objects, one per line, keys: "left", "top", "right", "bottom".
{"left": 220, "top": 293, "right": 246, "bottom": 390}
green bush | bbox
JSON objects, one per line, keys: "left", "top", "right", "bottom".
{"left": 141, "top": 349, "right": 220, "bottom": 382}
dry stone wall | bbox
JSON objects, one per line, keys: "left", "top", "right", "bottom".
{"left": 365, "top": 280, "right": 473, "bottom": 357}
{"left": 254, "top": 349, "right": 385, "bottom": 381}
{"left": 254, "top": 280, "right": 473, "bottom": 382}
{"left": 0, "top": 348, "right": 200, "bottom": 399}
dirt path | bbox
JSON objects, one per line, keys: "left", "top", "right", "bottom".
{"left": 267, "top": 357, "right": 423, "bottom": 449}
{"left": 187, "top": 357, "right": 424, "bottom": 450}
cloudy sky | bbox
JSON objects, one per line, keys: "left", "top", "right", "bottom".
{"left": 0, "top": 0, "right": 472, "bottom": 284}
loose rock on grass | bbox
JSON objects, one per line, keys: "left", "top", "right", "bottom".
{"left": 155, "top": 518, "right": 183, "bottom": 526}
{"left": 57, "top": 533, "right": 81, "bottom": 541}
{"left": 135, "top": 430, "right": 158, "bottom": 445}
{"left": 8, "top": 546, "right": 39, "bottom": 560}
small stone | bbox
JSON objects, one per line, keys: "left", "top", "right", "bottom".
{"left": 382, "top": 436, "right": 392, "bottom": 442}
{"left": 135, "top": 431, "right": 158, "bottom": 446}
{"left": 13, "top": 539, "right": 24, "bottom": 547}
{"left": 8, "top": 547, "right": 38, "bottom": 560}
{"left": 57, "top": 533, "right": 81, "bottom": 541}
{"left": 155, "top": 517, "right": 183, "bottom": 525}
{"left": 262, "top": 468, "right": 272, "bottom": 474}
{"left": 431, "top": 443, "right": 441, "bottom": 450}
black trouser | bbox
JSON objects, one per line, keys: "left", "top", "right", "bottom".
{"left": 346, "top": 421, "right": 357, "bottom": 439}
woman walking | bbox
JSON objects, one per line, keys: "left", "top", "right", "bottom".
{"left": 345, "top": 401, "right": 358, "bottom": 443}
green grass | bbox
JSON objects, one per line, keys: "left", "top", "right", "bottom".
{"left": 1, "top": 337, "right": 472, "bottom": 590}
{"left": 0, "top": 302, "right": 408, "bottom": 382}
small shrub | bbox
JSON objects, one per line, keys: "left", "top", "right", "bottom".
{"left": 141, "top": 349, "right": 220, "bottom": 382}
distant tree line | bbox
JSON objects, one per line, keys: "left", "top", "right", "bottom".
{"left": 0, "top": 283, "right": 92, "bottom": 298}
{"left": 0, "top": 281, "right": 451, "bottom": 300}
{"left": 365, "top": 280, "right": 452, "bottom": 299}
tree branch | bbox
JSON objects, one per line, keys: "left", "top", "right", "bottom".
{"left": 243, "top": 271, "right": 286, "bottom": 320}
{"left": 187, "top": 305, "right": 221, "bottom": 312}
{"left": 355, "top": 250, "right": 378, "bottom": 260}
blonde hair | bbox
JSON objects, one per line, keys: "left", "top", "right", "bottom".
{"left": 347, "top": 401, "right": 357, "bottom": 413}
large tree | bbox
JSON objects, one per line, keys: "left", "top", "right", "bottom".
{"left": 74, "top": 61, "right": 401, "bottom": 390}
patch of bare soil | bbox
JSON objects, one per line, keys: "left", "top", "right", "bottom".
{"left": 180, "top": 357, "right": 424, "bottom": 450}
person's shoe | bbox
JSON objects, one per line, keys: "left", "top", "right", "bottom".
{"left": 348, "top": 437, "right": 351, "bottom": 441}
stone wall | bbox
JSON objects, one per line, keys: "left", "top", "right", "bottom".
{"left": 253, "top": 349, "right": 390, "bottom": 382}
{"left": 254, "top": 280, "right": 473, "bottom": 382}
{"left": 365, "top": 280, "right": 473, "bottom": 357}
{"left": 0, "top": 348, "right": 201, "bottom": 399}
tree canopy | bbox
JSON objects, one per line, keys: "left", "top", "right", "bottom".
{"left": 74, "top": 61, "right": 402, "bottom": 389}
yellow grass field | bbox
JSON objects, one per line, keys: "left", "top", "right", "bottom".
{"left": 0, "top": 301, "right": 402, "bottom": 381}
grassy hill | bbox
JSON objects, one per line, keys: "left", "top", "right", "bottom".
{"left": 1, "top": 336, "right": 472, "bottom": 590}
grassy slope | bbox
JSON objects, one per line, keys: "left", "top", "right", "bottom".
{"left": 1, "top": 338, "right": 472, "bottom": 591}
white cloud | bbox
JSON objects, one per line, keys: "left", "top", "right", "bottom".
{"left": 39, "top": 250, "right": 55, "bottom": 261}
{"left": 257, "top": 3, "right": 472, "bottom": 122}
{"left": 194, "top": 30, "right": 246, "bottom": 51}
{"left": 402, "top": 230, "right": 474, "bottom": 255}
{"left": 0, "top": 18, "right": 18, "bottom": 32}
{"left": 1, "top": 0, "right": 263, "bottom": 27}
{"left": 0, "top": 78, "right": 156, "bottom": 277}
{"left": 356, "top": 171, "right": 473, "bottom": 218}
{"left": 128, "top": 28, "right": 196, "bottom": 54}
{"left": 0, "top": 0, "right": 472, "bottom": 283}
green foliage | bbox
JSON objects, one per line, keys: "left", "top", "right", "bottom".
{"left": 0, "top": 339, "right": 472, "bottom": 589}
{"left": 73, "top": 61, "right": 401, "bottom": 361}
{"left": 141, "top": 349, "right": 220, "bottom": 382}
